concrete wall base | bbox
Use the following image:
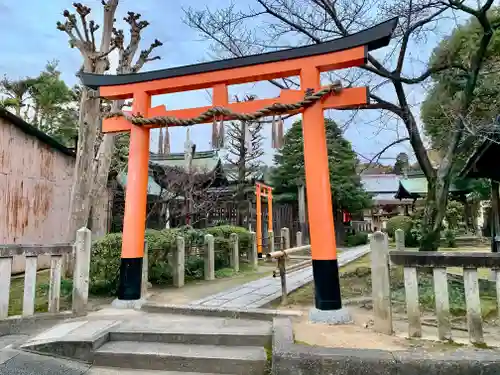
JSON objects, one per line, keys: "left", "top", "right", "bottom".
{"left": 272, "top": 318, "right": 500, "bottom": 375}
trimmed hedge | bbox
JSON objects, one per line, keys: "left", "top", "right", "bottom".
{"left": 89, "top": 226, "right": 251, "bottom": 296}
{"left": 386, "top": 216, "right": 413, "bottom": 238}
{"left": 345, "top": 232, "right": 369, "bottom": 247}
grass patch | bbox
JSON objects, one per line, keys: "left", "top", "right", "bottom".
{"left": 8, "top": 270, "right": 73, "bottom": 316}
{"left": 278, "top": 252, "right": 499, "bottom": 320}
{"left": 214, "top": 263, "right": 257, "bottom": 278}
{"left": 274, "top": 254, "right": 372, "bottom": 307}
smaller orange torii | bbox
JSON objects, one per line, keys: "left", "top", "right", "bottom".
{"left": 255, "top": 182, "right": 273, "bottom": 258}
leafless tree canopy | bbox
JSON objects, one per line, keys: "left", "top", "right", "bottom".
{"left": 184, "top": 0, "right": 499, "bottom": 249}
{"left": 149, "top": 163, "right": 225, "bottom": 226}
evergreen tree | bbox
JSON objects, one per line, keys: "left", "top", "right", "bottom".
{"left": 272, "top": 118, "right": 372, "bottom": 213}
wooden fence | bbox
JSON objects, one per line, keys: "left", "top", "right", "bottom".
{"left": 0, "top": 228, "right": 91, "bottom": 320}
{"left": 371, "top": 229, "right": 500, "bottom": 345}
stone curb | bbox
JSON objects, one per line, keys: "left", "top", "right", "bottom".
{"left": 141, "top": 302, "right": 303, "bottom": 321}
{"left": 0, "top": 311, "right": 78, "bottom": 336}
{"left": 271, "top": 318, "right": 500, "bottom": 375}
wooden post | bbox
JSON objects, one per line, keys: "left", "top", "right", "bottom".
{"left": 300, "top": 66, "right": 342, "bottom": 311}
{"left": 230, "top": 233, "right": 239, "bottom": 272}
{"left": 370, "top": 231, "right": 393, "bottom": 334}
{"left": 141, "top": 240, "right": 149, "bottom": 299}
{"left": 23, "top": 256, "right": 38, "bottom": 316}
{"left": 72, "top": 227, "right": 91, "bottom": 315}
{"left": 268, "top": 188, "right": 274, "bottom": 234}
{"left": 118, "top": 91, "right": 151, "bottom": 300}
{"left": 463, "top": 267, "right": 484, "bottom": 344}
{"left": 297, "top": 184, "right": 307, "bottom": 242}
{"left": 279, "top": 257, "right": 287, "bottom": 305}
{"left": 204, "top": 234, "right": 215, "bottom": 281}
{"left": 249, "top": 232, "right": 258, "bottom": 269}
{"left": 174, "top": 236, "right": 185, "bottom": 288}
{"left": 256, "top": 184, "right": 263, "bottom": 258}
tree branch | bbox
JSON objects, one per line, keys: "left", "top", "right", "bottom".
{"left": 132, "top": 39, "right": 163, "bottom": 72}
{"left": 395, "top": 5, "right": 447, "bottom": 73}
{"left": 360, "top": 137, "right": 410, "bottom": 172}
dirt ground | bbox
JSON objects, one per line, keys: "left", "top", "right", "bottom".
{"left": 277, "top": 251, "right": 500, "bottom": 351}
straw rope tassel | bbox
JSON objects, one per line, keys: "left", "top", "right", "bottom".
{"left": 212, "top": 116, "right": 219, "bottom": 149}
{"left": 218, "top": 116, "right": 225, "bottom": 149}
{"left": 271, "top": 115, "right": 277, "bottom": 149}
{"left": 277, "top": 115, "right": 284, "bottom": 148}
{"left": 244, "top": 121, "right": 253, "bottom": 153}
{"left": 163, "top": 126, "right": 170, "bottom": 155}
{"left": 158, "top": 127, "right": 164, "bottom": 154}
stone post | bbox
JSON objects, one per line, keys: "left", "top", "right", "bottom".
{"left": 249, "top": 232, "right": 258, "bottom": 269}
{"left": 72, "top": 227, "right": 91, "bottom": 315}
{"left": 296, "top": 231, "right": 303, "bottom": 247}
{"left": 395, "top": 228, "right": 405, "bottom": 251}
{"left": 174, "top": 236, "right": 185, "bottom": 287}
{"left": 281, "top": 227, "right": 290, "bottom": 250}
{"left": 268, "top": 230, "right": 275, "bottom": 255}
{"left": 370, "top": 231, "right": 393, "bottom": 335}
{"left": 230, "top": 233, "right": 239, "bottom": 272}
{"left": 204, "top": 234, "right": 215, "bottom": 281}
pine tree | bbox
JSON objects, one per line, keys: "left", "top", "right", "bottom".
{"left": 272, "top": 118, "right": 371, "bottom": 213}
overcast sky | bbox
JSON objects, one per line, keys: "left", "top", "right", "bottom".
{"left": 0, "top": 0, "right": 465, "bottom": 165}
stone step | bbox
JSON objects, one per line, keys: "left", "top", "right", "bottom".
{"left": 109, "top": 330, "right": 270, "bottom": 347}
{"left": 88, "top": 367, "right": 233, "bottom": 375}
{"left": 93, "top": 341, "right": 268, "bottom": 375}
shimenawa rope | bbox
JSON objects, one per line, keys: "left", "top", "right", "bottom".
{"left": 103, "top": 81, "right": 342, "bottom": 126}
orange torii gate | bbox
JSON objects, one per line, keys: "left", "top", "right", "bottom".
{"left": 80, "top": 18, "right": 397, "bottom": 314}
{"left": 255, "top": 182, "right": 273, "bottom": 257}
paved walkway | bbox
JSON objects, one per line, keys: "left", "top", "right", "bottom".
{"left": 190, "top": 244, "right": 370, "bottom": 309}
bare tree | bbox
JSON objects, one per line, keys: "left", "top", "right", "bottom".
{"left": 184, "top": 0, "right": 499, "bottom": 250}
{"left": 150, "top": 163, "right": 225, "bottom": 227}
{"left": 57, "top": 1, "right": 162, "bottom": 240}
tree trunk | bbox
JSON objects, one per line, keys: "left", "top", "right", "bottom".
{"left": 66, "top": 87, "right": 102, "bottom": 241}
{"left": 88, "top": 133, "right": 116, "bottom": 234}
{"left": 420, "top": 173, "right": 453, "bottom": 251}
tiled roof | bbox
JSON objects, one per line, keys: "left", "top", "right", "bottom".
{"left": 361, "top": 174, "right": 400, "bottom": 193}
{"left": 149, "top": 150, "right": 220, "bottom": 172}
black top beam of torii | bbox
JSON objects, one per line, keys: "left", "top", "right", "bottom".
{"left": 79, "top": 17, "right": 399, "bottom": 90}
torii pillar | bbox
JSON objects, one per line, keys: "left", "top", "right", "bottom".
{"left": 79, "top": 17, "right": 398, "bottom": 315}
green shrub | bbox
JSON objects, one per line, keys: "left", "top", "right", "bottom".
{"left": 205, "top": 225, "right": 252, "bottom": 254}
{"left": 90, "top": 232, "right": 123, "bottom": 295}
{"left": 444, "top": 229, "right": 457, "bottom": 248}
{"left": 90, "top": 225, "right": 252, "bottom": 296}
{"left": 345, "top": 232, "right": 369, "bottom": 247}
{"left": 386, "top": 216, "right": 413, "bottom": 238}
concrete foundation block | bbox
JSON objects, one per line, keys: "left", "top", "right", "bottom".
{"left": 308, "top": 307, "right": 353, "bottom": 325}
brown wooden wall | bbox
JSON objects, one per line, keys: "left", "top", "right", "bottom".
{"left": 0, "top": 117, "right": 75, "bottom": 245}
